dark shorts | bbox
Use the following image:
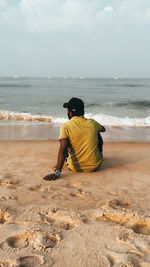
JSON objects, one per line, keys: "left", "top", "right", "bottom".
{"left": 98, "top": 133, "right": 103, "bottom": 154}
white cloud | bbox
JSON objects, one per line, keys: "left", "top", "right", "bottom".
{"left": 18, "top": 0, "right": 117, "bottom": 32}
{"left": 19, "top": 0, "right": 92, "bottom": 31}
{"left": 96, "top": 6, "right": 114, "bottom": 19}
{"left": 103, "top": 6, "right": 113, "bottom": 14}
{"left": 0, "top": 0, "right": 150, "bottom": 33}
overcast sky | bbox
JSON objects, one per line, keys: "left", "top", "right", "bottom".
{"left": 0, "top": 0, "right": 150, "bottom": 78}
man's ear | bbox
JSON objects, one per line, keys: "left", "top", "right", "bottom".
{"left": 68, "top": 110, "right": 73, "bottom": 117}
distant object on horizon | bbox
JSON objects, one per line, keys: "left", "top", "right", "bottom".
{"left": 80, "top": 76, "right": 85, "bottom": 80}
{"left": 13, "top": 75, "right": 18, "bottom": 79}
{"left": 113, "top": 77, "right": 120, "bottom": 80}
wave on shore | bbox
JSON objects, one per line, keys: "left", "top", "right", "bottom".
{"left": 0, "top": 110, "right": 150, "bottom": 127}
{"left": 0, "top": 110, "right": 52, "bottom": 123}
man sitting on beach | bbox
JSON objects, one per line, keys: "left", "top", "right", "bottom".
{"left": 43, "top": 98, "right": 105, "bottom": 181}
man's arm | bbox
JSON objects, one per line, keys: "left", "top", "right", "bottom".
{"left": 100, "top": 126, "right": 105, "bottom": 132}
{"left": 43, "top": 138, "right": 68, "bottom": 181}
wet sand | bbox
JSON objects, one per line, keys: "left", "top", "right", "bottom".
{"left": 0, "top": 124, "right": 150, "bottom": 142}
{"left": 0, "top": 141, "right": 150, "bottom": 266}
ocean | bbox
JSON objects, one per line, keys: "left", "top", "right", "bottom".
{"left": 0, "top": 77, "right": 150, "bottom": 126}
{"left": 0, "top": 77, "right": 150, "bottom": 141}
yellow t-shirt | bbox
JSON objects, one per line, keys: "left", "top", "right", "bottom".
{"left": 59, "top": 116, "right": 103, "bottom": 172}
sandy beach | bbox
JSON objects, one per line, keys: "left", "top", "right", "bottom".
{"left": 0, "top": 140, "right": 150, "bottom": 266}
{"left": 0, "top": 125, "right": 150, "bottom": 142}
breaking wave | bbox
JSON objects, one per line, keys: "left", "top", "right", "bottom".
{"left": 85, "top": 113, "right": 150, "bottom": 127}
{"left": 0, "top": 110, "right": 150, "bottom": 127}
{"left": 0, "top": 110, "right": 52, "bottom": 123}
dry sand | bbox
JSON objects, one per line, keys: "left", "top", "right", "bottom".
{"left": 0, "top": 141, "right": 150, "bottom": 267}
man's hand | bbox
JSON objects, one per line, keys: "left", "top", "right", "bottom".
{"left": 43, "top": 138, "right": 68, "bottom": 182}
{"left": 43, "top": 173, "right": 60, "bottom": 181}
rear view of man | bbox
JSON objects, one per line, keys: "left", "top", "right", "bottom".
{"left": 43, "top": 98, "right": 105, "bottom": 181}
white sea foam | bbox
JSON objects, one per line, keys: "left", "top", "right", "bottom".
{"left": 0, "top": 110, "right": 150, "bottom": 127}
{"left": 52, "top": 117, "right": 67, "bottom": 124}
{"left": 53, "top": 113, "right": 150, "bottom": 127}
{"left": 85, "top": 113, "right": 150, "bottom": 127}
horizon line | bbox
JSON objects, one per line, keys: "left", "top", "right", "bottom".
{"left": 0, "top": 76, "right": 150, "bottom": 79}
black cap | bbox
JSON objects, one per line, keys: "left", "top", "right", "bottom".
{"left": 63, "top": 97, "right": 84, "bottom": 113}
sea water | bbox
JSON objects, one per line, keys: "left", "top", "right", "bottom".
{"left": 0, "top": 77, "right": 150, "bottom": 127}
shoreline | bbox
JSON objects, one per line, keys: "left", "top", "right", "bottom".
{"left": 0, "top": 124, "right": 150, "bottom": 142}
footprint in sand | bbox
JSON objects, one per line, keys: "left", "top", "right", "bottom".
{"left": 132, "top": 223, "right": 150, "bottom": 235}
{"left": 107, "top": 245, "right": 146, "bottom": 267}
{"left": 29, "top": 184, "right": 45, "bottom": 192}
{"left": 108, "top": 199, "right": 132, "bottom": 210}
{"left": 107, "top": 225, "right": 150, "bottom": 266}
{"left": 133, "top": 238, "right": 150, "bottom": 255}
{"left": 39, "top": 211, "right": 77, "bottom": 230}
{"left": 32, "top": 232, "right": 60, "bottom": 251}
{"left": 0, "top": 232, "right": 35, "bottom": 252}
{"left": 98, "top": 200, "right": 133, "bottom": 224}
{"left": 0, "top": 196, "right": 18, "bottom": 202}
{"left": 66, "top": 181, "right": 89, "bottom": 188}
{"left": 65, "top": 182, "right": 91, "bottom": 197}
{"left": 98, "top": 213, "right": 150, "bottom": 237}
{"left": 0, "top": 178, "right": 19, "bottom": 189}
{"left": 116, "top": 229, "right": 150, "bottom": 263}
{"left": 4, "top": 173, "right": 13, "bottom": 179}
{"left": 18, "top": 255, "right": 44, "bottom": 267}
{"left": 0, "top": 209, "right": 10, "bottom": 224}
{"left": 39, "top": 208, "right": 82, "bottom": 231}
{"left": 0, "top": 260, "right": 17, "bottom": 267}
{"left": 70, "top": 189, "right": 86, "bottom": 198}
{"left": 107, "top": 251, "right": 143, "bottom": 267}
{"left": 0, "top": 229, "right": 61, "bottom": 253}
{"left": 106, "top": 251, "right": 130, "bottom": 266}
{"left": 0, "top": 196, "right": 8, "bottom": 201}
{"left": 95, "top": 209, "right": 150, "bottom": 262}
{"left": 96, "top": 211, "right": 132, "bottom": 225}
{"left": 29, "top": 183, "right": 90, "bottom": 201}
